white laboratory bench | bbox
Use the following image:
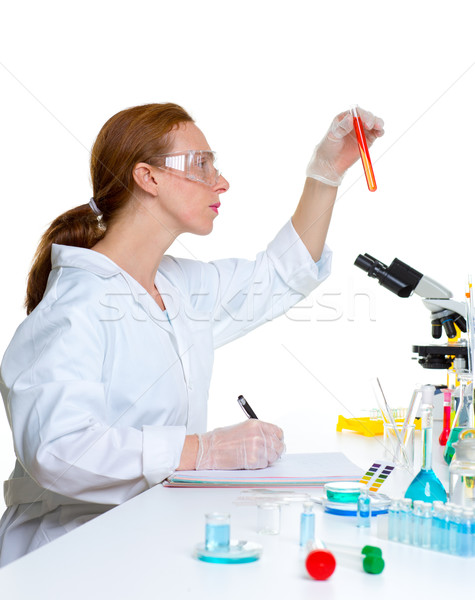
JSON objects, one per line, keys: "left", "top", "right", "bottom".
{"left": 0, "top": 422, "right": 469, "bottom": 599}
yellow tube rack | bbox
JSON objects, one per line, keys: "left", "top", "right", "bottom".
{"left": 336, "top": 415, "right": 421, "bottom": 437}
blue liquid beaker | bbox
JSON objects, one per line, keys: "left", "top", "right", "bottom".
{"left": 205, "top": 513, "right": 230, "bottom": 551}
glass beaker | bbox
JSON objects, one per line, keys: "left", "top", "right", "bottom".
{"left": 449, "top": 429, "right": 475, "bottom": 507}
{"left": 205, "top": 513, "right": 230, "bottom": 551}
{"left": 383, "top": 423, "right": 415, "bottom": 469}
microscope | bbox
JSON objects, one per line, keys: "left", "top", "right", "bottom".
{"left": 354, "top": 254, "right": 468, "bottom": 370}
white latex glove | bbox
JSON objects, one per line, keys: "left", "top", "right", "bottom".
{"left": 196, "top": 420, "right": 285, "bottom": 470}
{"left": 306, "top": 107, "right": 385, "bottom": 186}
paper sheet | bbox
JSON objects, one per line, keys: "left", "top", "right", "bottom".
{"left": 164, "top": 452, "right": 363, "bottom": 487}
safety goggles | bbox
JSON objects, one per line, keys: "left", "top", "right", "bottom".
{"left": 149, "top": 150, "right": 221, "bottom": 186}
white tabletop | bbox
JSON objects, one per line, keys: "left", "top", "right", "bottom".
{"left": 0, "top": 424, "right": 469, "bottom": 599}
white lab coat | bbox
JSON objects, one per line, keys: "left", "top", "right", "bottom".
{"left": 0, "top": 220, "right": 331, "bottom": 566}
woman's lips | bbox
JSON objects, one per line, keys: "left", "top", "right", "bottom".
{"left": 209, "top": 202, "right": 221, "bottom": 214}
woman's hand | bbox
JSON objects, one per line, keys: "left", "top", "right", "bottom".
{"left": 195, "top": 419, "right": 285, "bottom": 470}
{"left": 306, "top": 107, "right": 385, "bottom": 186}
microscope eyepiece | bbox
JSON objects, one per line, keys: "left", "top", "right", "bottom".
{"left": 354, "top": 254, "right": 423, "bottom": 298}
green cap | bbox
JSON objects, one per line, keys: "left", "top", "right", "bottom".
{"left": 361, "top": 545, "right": 383, "bottom": 558}
{"left": 362, "top": 556, "right": 385, "bottom": 575}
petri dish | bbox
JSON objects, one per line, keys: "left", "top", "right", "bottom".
{"left": 324, "top": 482, "right": 363, "bottom": 503}
{"left": 194, "top": 540, "right": 263, "bottom": 564}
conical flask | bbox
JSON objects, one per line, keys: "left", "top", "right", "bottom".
{"left": 405, "top": 403, "right": 447, "bottom": 503}
{"left": 444, "top": 376, "right": 474, "bottom": 465}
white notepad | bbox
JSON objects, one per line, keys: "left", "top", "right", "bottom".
{"left": 164, "top": 452, "right": 363, "bottom": 488}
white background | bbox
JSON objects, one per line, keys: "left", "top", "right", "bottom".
{"left": 0, "top": 0, "right": 474, "bottom": 513}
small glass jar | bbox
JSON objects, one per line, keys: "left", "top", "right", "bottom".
{"left": 205, "top": 513, "right": 230, "bottom": 551}
{"left": 257, "top": 503, "right": 281, "bottom": 535}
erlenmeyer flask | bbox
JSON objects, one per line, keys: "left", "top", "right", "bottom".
{"left": 405, "top": 403, "right": 447, "bottom": 503}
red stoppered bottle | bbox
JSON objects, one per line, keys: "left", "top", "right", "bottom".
{"left": 351, "top": 105, "right": 377, "bottom": 192}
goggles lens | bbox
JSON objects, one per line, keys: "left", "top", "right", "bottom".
{"left": 153, "top": 150, "right": 220, "bottom": 186}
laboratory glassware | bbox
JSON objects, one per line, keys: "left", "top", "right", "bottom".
{"left": 444, "top": 375, "right": 474, "bottom": 464}
{"left": 351, "top": 106, "right": 377, "bottom": 191}
{"left": 439, "top": 389, "right": 453, "bottom": 446}
{"left": 449, "top": 429, "right": 475, "bottom": 506}
{"left": 405, "top": 404, "right": 447, "bottom": 503}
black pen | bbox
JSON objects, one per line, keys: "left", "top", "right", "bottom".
{"left": 237, "top": 395, "right": 259, "bottom": 419}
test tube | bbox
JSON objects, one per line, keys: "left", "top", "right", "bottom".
{"left": 300, "top": 502, "right": 315, "bottom": 547}
{"left": 327, "top": 548, "right": 384, "bottom": 575}
{"left": 351, "top": 105, "right": 377, "bottom": 192}
{"left": 304, "top": 540, "right": 336, "bottom": 581}
{"left": 439, "top": 389, "right": 453, "bottom": 446}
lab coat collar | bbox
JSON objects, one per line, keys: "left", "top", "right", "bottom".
{"left": 51, "top": 244, "right": 122, "bottom": 278}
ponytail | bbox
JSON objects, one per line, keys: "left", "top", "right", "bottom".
{"left": 24, "top": 102, "right": 194, "bottom": 315}
{"left": 25, "top": 205, "right": 105, "bottom": 314}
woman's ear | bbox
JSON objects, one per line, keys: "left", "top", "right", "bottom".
{"left": 133, "top": 162, "right": 159, "bottom": 195}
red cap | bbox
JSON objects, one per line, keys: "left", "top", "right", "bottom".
{"left": 305, "top": 549, "right": 336, "bottom": 580}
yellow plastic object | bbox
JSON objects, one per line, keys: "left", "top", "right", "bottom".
{"left": 336, "top": 416, "right": 421, "bottom": 437}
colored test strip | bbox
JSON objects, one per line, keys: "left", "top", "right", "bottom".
{"left": 360, "top": 462, "right": 394, "bottom": 492}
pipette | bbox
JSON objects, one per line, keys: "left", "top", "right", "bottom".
{"left": 401, "top": 386, "right": 421, "bottom": 446}
{"left": 351, "top": 105, "right": 377, "bottom": 192}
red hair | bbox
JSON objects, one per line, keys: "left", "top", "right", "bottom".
{"left": 25, "top": 103, "right": 194, "bottom": 314}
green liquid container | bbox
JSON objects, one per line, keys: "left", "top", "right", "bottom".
{"left": 444, "top": 427, "right": 465, "bottom": 465}
{"left": 444, "top": 378, "right": 474, "bottom": 465}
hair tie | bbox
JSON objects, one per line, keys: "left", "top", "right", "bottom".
{"left": 88, "top": 197, "right": 103, "bottom": 217}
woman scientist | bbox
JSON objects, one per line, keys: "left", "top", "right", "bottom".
{"left": 0, "top": 103, "right": 383, "bottom": 565}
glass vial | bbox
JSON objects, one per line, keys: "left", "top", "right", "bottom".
{"left": 357, "top": 486, "right": 371, "bottom": 527}
{"left": 257, "top": 503, "right": 281, "bottom": 535}
{"left": 300, "top": 501, "right": 315, "bottom": 546}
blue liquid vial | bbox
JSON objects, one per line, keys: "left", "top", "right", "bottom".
{"left": 420, "top": 502, "right": 432, "bottom": 549}
{"left": 398, "top": 498, "right": 412, "bottom": 543}
{"left": 448, "top": 507, "right": 462, "bottom": 555}
{"left": 205, "top": 513, "right": 230, "bottom": 551}
{"left": 357, "top": 487, "right": 371, "bottom": 528}
{"left": 388, "top": 499, "right": 399, "bottom": 541}
{"left": 411, "top": 501, "right": 424, "bottom": 546}
{"left": 430, "top": 501, "right": 445, "bottom": 551}
{"left": 300, "top": 502, "right": 315, "bottom": 546}
{"left": 457, "top": 509, "right": 473, "bottom": 557}
{"left": 439, "top": 505, "right": 451, "bottom": 553}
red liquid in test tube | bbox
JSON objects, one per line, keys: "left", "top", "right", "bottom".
{"left": 439, "top": 389, "right": 453, "bottom": 446}
{"left": 351, "top": 106, "right": 377, "bottom": 192}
